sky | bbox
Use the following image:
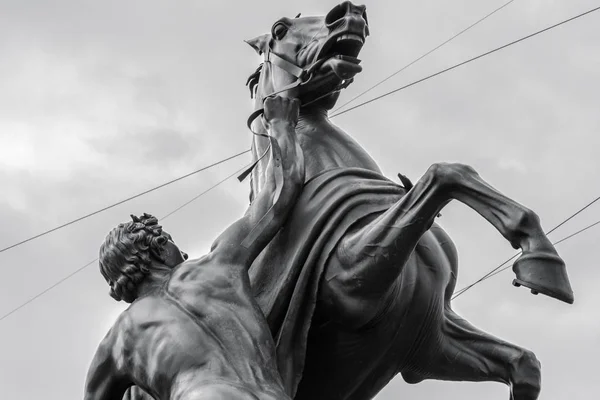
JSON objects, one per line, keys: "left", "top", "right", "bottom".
{"left": 0, "top": 0, "right": 598, "bottom": 399}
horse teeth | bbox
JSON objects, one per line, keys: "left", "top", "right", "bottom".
{"left": 335, "top": 34, "right": 364, "bottom": 44}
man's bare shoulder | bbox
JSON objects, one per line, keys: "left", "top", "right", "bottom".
{"left": 105, "top": 298, "right": 167, "bottom": 340}
{"left": 92, "top": 309, "right": 136, "bottom": 369}
{"left": 123, "top": 295, "right": 174, "bottom": 328}
{"left": 169, "top": 255, "right": 238, "bottom": 286}
{"left": 101, "top": 298, "right": 171, "bottom": 360}
{"left": 167, "top": 256, "right": 243, "bottom": 304}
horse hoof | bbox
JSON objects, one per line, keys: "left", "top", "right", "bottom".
{"left": 512, "top": 250, "right": 574, "bottom": 304}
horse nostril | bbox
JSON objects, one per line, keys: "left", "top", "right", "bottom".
{"left": 325, "top": 2, "right": 349, "bottom": 27}
{"left": 326, "top": 2, "right": 368, "bottom": 29}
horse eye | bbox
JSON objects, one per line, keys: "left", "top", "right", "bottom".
{"left": 272, "top": 23, "right": 288, "bottom": 40}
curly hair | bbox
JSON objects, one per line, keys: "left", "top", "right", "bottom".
{"left": 99, "top": 213, "right": 167, "bottom": 303}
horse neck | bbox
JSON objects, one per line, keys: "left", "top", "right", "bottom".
{"left": 249, "top": 98, "right": 340, "bottom": 195}
{"left": 248, "top": 64, "right": 372, "bottom": 199}
{"left": 249, "top": 62, "right": 306, "bottom": 199}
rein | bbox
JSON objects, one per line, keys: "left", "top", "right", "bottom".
{"left": 239, "top": 49, "right": 353, "bottom": 183}
{"left": 245, "top": 49, "right": 353, "bottom": 131}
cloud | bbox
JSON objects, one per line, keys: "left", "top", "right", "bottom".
{"left": 1, "top": 0, "right": 599, "bottom": 399}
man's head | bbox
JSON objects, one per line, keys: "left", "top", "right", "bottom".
{"left": 99, "top": 213, "right": 188, "bottom": 303}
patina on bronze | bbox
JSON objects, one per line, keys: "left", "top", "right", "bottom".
{"left": 245, "top": 2, "right": 574, "bottom": 400}
{"left": 84, "top": 97, "right": 304, "bottom": 400}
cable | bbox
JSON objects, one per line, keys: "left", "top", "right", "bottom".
{"left": 0, "top": 149, "right": 250, "bottom": 255}
{"left": 452, "top": 195, "right": 600, "bottom": 299}
{"left": 0, "top": 258, "right": 98, "bottom": 322}
{"left": 546, "top": 195, "right": 600, "bottom": 235}
{"left": 161, "top": 164, "right": 252, "bottom": 221}
{"left": 330, "top": 5, "right": 600, "bottom": 119}
{"left": 4, "top": 5, "right": 598, "bottom": 254}
{"left": 552, "top": 219, "right": 600, "bottom": 246}
{"left": 331, "top": 0, "right": 516, "bottom": 115}
{"left": 0, "top": 0, "right": 518, "bottom": 259}
{"left": 0, "top": 161, "right": 251, "bottom": 323}
{"left": 453, "top": 218, "right": 600, "bottom": 299}
{"left": 451, "top": 253, "right": 519, "bottom": 299}
{"left": 486, "top": 219, "right": 600, "bottom": 280}
{"left": 3, "top": 5, "right": 600, "bottom": 319}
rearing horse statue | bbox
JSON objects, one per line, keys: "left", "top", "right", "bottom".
{"left": 244, "top": 2, "right": 574, "bottom": 399}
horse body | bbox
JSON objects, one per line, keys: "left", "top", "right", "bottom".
{"left": 297, "top": 226, "right": 454, "bottom": 400}
{"left": 246, "top": 3, "right": 573, "bottom": 399}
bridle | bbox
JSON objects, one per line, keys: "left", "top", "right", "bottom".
{"left": 239, "top": 47, "right": 354, "bottom": 183}
{"left": 245, "top": 47, "right": 354, "bottom": 131}
{"left": 236, "top": 44, "right": 357, "bottom": 248}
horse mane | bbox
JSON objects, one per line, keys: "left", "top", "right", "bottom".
{"left": 246, "top": 63, "right": 263, "bottom": 99}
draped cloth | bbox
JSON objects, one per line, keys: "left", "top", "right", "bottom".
{"left": 249, "top": 167, "right": 406, "bottom": 396}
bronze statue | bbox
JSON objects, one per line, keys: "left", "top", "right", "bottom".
{"left": 244, "top": 2, "right": 574, "bottom": 399}
{"left": 84, "top": 97, "right": 304, "bottom": 400}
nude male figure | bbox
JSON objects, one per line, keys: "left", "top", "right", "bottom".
{"left": 84, "top": 96, "right": 303, "bottom": 400}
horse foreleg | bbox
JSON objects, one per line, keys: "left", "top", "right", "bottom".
{"left": 402, "top": 308, "right": 541, "bottom": 400}
{"left": 334, "top": 162, "right": 573, "bottom": 305}
{"left": 437, "top": 163, "right": 573, "bottom": 304}
{"left": 324, "top": 162, "right": 573, "bottom": 327}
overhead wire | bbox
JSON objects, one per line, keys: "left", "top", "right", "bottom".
{"left": 452, "top": 196, "right": 600, "bottom": 299}
{"left": 3, "top": 5, "right": 598, "bottom": 256}
{"left": 0, "top": 259, "right": 98, "bottom": 323}
{"left": 161, "top": 164, "right": 253, "bottom": 221}
{"left": 452, "top": 218, "right": 600, "bottom": 299}
{"left": 545, "top": 195, "right": 600, "bottom": 236}
{"left": 451, "top": 253, "right": 519, "bottom": 299}
{"left": 330, "top": 5, "right": 600, "bottom": 118}
{"left": 486, "top": 219, "right": 600, "bottom": 280}
{"left": 0, "top": 160, "right": 252, "bottom": 322}
{"left": 0, "top": 149, "right": 250, "bottom": 255}
{"left": 2, "top": 4, "right": 600, "bottom": 321}
{"left": 331, "top": 0, "right": 517, "bottom": 115}
{"left": 5, "top": 187, "right": 595, "bottom": 322}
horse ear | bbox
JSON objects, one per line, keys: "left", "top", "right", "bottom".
{"left": 245, "top": 33, "right": 271, "bottom": 55}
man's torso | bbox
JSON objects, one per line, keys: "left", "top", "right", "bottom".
{"left": 112, "top": 258, "right": 287, "bottom": 399}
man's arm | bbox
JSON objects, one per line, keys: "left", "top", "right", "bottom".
{"left": 210, "top": 96, "right": 304, "bottom": 268}
{"left": 84, "top": 334, "right": 131, "bottom": 400}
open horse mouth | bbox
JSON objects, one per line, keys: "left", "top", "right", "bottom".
{"left": 322, "top": 33, "right": 365, "bottom": 58}
{"left": 315, "top": 33, "right": 365, "bottom": 81}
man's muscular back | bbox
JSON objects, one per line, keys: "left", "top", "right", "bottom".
{"left": 100, "top": 256, "right": 284, "bottom": 399}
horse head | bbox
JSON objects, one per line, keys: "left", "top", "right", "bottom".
{"left": 244, "top": 2, "right": 369, "bottom": 201}
{"left": 246, "top": 1, "right": 369, "bottom": 114}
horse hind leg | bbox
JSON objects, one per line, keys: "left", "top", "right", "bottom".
{"left": 402, "top": 308, "right": 541, "bottom": 400}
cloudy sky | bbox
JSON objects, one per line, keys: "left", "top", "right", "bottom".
{"left": 0, "top": 0, "right": 598, "bottom": 399}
